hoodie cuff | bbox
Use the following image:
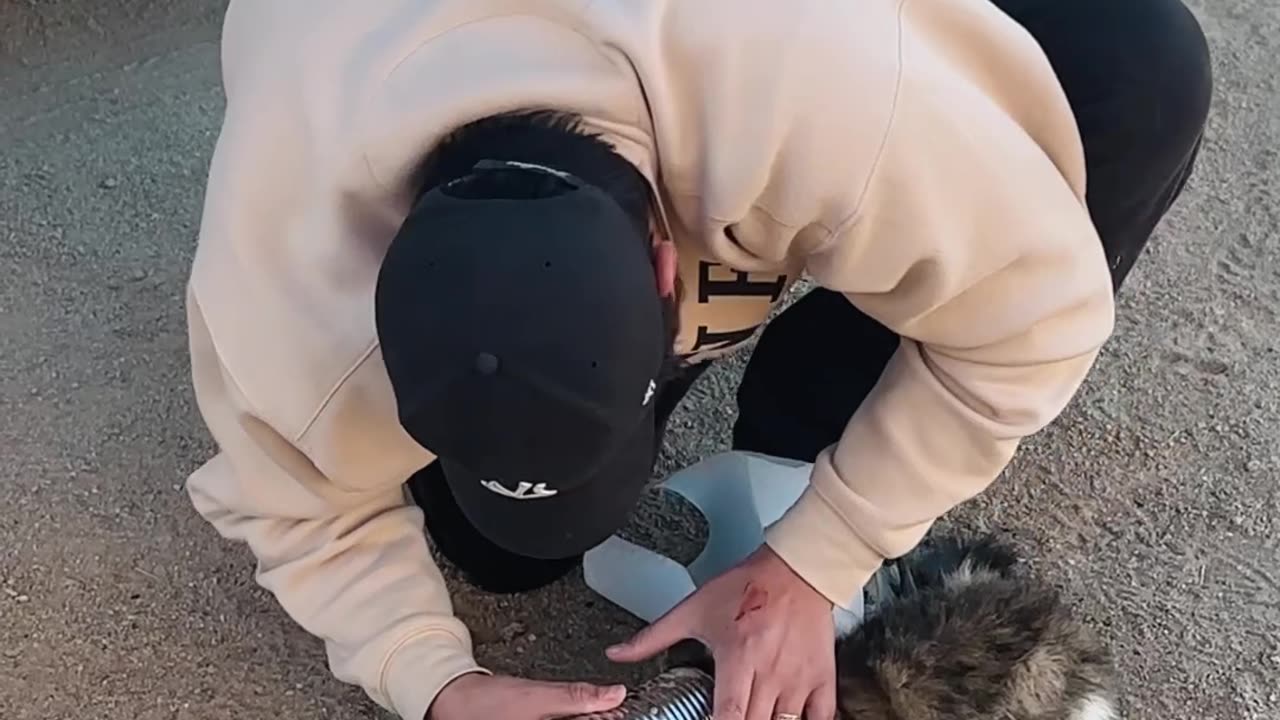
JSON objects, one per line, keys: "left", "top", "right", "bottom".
{"left": 383, "top": 631, "right": 490, "bottom": 720}
{"left": 763, "top": 453, "right": 887, "bottom": 609}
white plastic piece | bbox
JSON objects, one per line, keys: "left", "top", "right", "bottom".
{"left": 583, "top": 451, "right": 864, "bottom": 638}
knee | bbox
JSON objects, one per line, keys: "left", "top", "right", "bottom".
{"left": 1041, "top": 0, "right": 1213, "bottom": 155}
{"left": 1148, "top": 0, "right": 1213, "bottom": 138}
{"left": 1104, "top": 0, "right": 1214, "bottom": 145}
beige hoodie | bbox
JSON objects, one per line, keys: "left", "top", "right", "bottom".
{"left": 185, "top": 0, "right": 1115, "bottom": 717}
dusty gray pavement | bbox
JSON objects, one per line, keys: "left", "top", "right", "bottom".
{"left": 1, "top": 0, "right": 1277, "bottom": 718}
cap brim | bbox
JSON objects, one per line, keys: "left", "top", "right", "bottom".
{"left": 440, "top": 411, "right": 655, "bottom": 560}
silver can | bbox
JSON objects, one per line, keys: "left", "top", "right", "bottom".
{"left": 565, "top": 667, "right": 714, "bottom": 720}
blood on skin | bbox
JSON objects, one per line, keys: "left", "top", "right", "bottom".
{"left": 733, "top": 583, "right": 769, "bottom": 623}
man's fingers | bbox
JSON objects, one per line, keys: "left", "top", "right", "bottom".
{"left": 804, "top": 682, "right": 838, "bottom": 720}
{"left": 771, "top": 688, "right": 812, "bottom": 720}
{"left": 711, "top": 658, "right": 753, "bottom": 720}
{"left": 529, "top": 680, "right": 627, "bottom": 719}
{"left": 606, "top": 605, "right": 692, "bottom": 663}
{"left": 744, "top": 677, "right": 780, "bottom": 720}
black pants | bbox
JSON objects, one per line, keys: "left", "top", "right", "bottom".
{"left": 409, "top": 0, "right": 1213, "bottom": 594}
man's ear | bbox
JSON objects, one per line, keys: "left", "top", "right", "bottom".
{"left": 652, "top": 234, "right": 678, "bottom": 299}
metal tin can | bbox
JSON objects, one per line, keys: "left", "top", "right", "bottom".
{"left": 565, "top": 667, "right": 714, "bottom": 720}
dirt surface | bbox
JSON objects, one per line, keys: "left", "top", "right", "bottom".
{"left": 1, "top": 1, "right": 1277, "bottom": 718}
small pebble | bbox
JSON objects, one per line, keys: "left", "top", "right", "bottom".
{"left": 15, "top": 595, "right": 30, "bottom": 603}
{"left": 130, "top": 269, "right": 148, "bottom": 282}
{"left": 499, "top": 621, "right": 527, "bottom": 641}
{"left": 2, "top": 588, "right": 17, "bottom": 598}
{"left": 100, "top": 176, "right": 120, "bottom": 189}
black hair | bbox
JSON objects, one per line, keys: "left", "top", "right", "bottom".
{"left": 412, "top": 109, "right": 685, "bottom": 379}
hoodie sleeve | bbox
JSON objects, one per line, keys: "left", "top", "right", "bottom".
{"left": 763, "top": 1, "right": 1117, "bottom": 607}
{"left": 184, "top": 286, "right": 489, "bottom": 720}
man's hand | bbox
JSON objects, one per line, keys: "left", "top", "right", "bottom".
{"left": 606, "top": 546, "right": 837, "bottom": 720}
{"left": 428, "top": 672, "right": 626, "bottom": 720}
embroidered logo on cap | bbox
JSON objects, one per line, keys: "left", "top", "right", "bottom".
{"left": 643, "top": 379, "right": 657, "bottom": 407}
{"left": 482, "top": 480, "right": 559, "bottom": 500}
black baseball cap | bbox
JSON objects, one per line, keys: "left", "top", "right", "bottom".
{"left": 375, "top": 160, "right": 667, "bottom": 560}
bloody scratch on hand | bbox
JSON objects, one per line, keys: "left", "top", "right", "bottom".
{"left": 734, "top": 583, "right": 769, "bottom": 622}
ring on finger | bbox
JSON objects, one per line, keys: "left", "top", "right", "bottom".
{"left": 774, "top": 714, "right": 802, "bottom": 720}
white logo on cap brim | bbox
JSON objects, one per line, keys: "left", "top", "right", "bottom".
{"left": 643, "top": 379, "right": 657, "bottom": 406}
{"left": 482, "top": 480, "right": 559, "bottom": 500}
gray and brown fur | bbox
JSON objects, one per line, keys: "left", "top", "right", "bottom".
{"left": 833, "top": 535, "right": 1117, "bottom": 720}
{"left": 664, "top": 534, "right": 1118, "bottom": 720}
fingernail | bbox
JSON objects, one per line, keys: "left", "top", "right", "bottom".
{"left": 603, "top": 684, "right": 626, "bottom": 701}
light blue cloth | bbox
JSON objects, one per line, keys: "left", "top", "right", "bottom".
{"left": 583, "top": 451, "right": 864, "bottom": 640}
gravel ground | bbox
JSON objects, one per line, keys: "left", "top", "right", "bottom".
{"left": 1, "top": 1, "right": 1277, "bottom": 718}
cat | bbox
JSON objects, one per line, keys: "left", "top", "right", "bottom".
{"left": 662, "top": 534, "right": 1119, "bottom": 720}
